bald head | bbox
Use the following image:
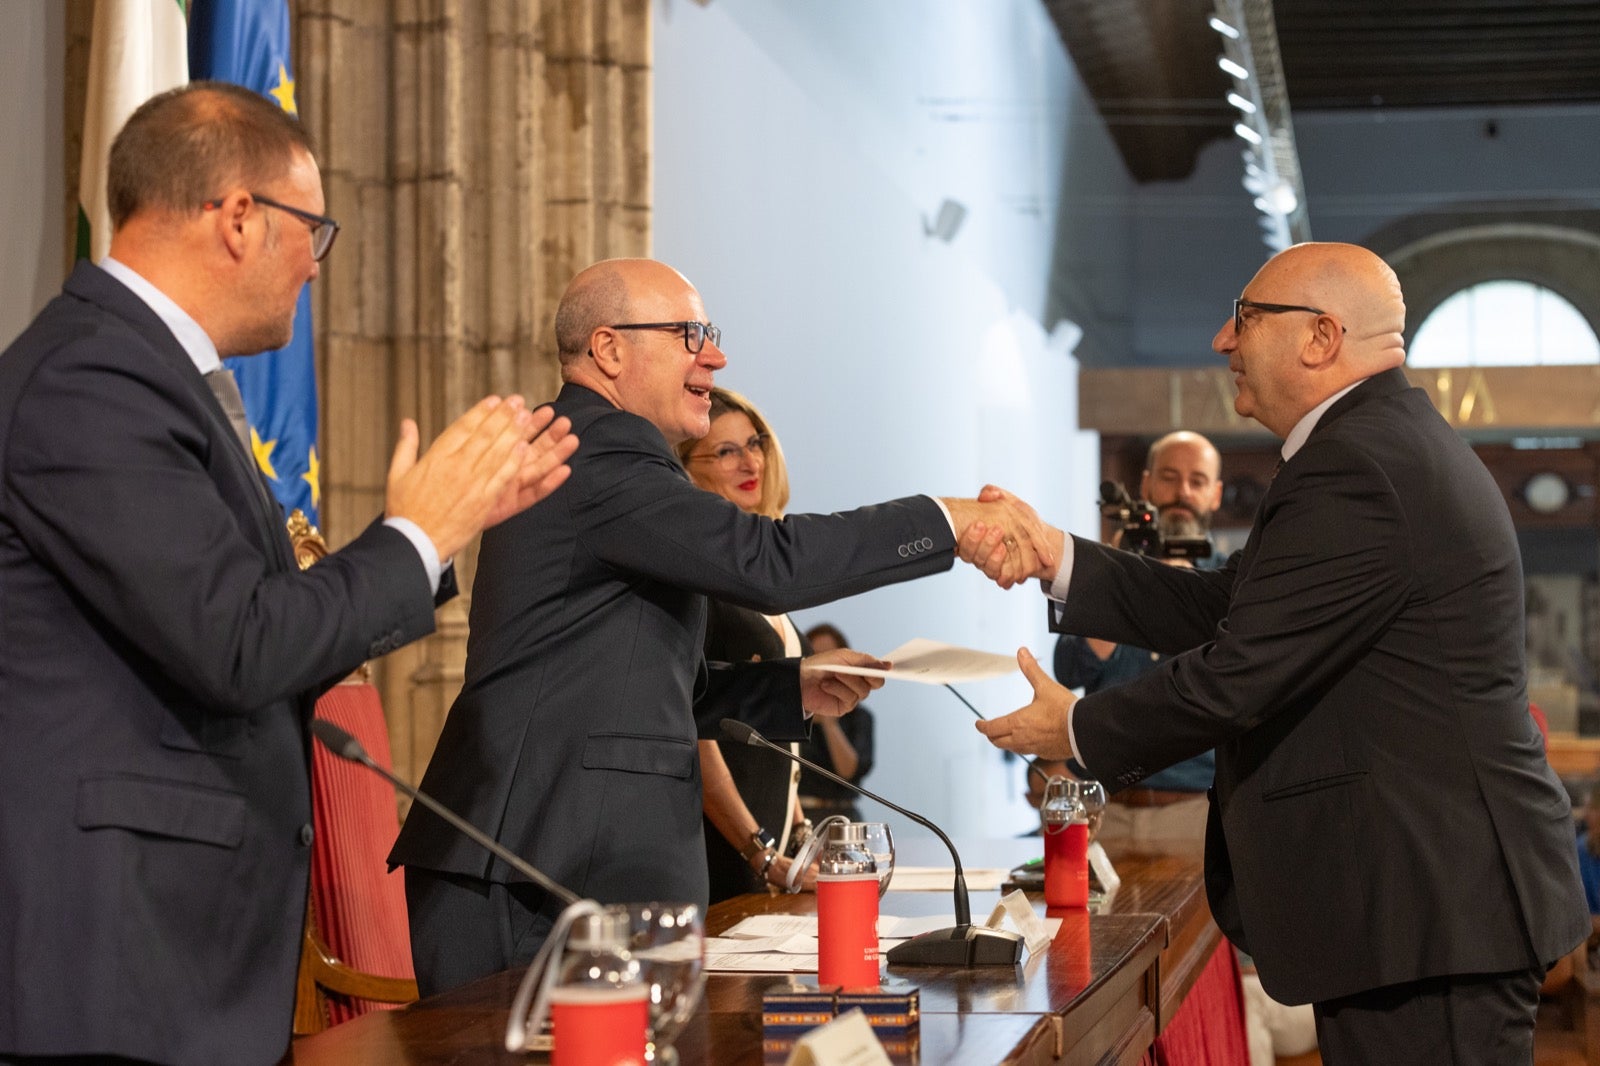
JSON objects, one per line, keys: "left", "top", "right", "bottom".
{"left": 1141, "top": 430, "right": 1222, "bottom": 530}
{"left": 1266, "top": 242, "right": 1406, "bottom": 363}
{"left": 1216, "top": 242, "right": 1408, "bottom": 437}
{"left": 555, "top": 258, "right": 698, "bottom": 365}
{"left": 556, "top": 258, "right": 726, "bottom": 443}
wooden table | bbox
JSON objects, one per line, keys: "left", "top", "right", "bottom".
{"left": 283, "top": 839, "right": 1226, "bottom": 1065}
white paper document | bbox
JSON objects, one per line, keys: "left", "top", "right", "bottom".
{"left": 806, "top": 638, "right": 1018, "bottom": 685}
{"left": 706, "top": 913, "right": 975, "bottom": 973}
{"left": 706, "top": 909, "right": 1063, "bottom": 972}
{"left": 887, "top": 866, "right": 1009, "bottom": 892}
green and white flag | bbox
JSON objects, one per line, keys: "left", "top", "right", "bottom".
{"left": 77, "top": 0, "right": 189, "bottom": 262}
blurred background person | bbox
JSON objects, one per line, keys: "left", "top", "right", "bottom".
{"left": 1052, "top": 430, "right": 1226, "bottom": 856}
{"left": 677, "top": 387, "right": 815, "bottom": 900}
{"left": 797, "top": 623, "right": 877, "bottom": 824}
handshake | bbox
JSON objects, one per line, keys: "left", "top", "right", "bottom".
{"left": 940, "top": 485, "right": 1064, "bottom": 590}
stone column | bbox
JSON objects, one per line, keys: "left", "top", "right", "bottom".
{"left": 294, "top": 0, "right": 652, "bottom": 789}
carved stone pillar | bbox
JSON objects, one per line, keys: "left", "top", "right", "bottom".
{"left": 295, "top": 0, "right": 651, "bottom": 790}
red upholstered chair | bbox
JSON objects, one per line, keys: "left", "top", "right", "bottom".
{"left": 287, "top": 512, "right": 419, "bottom": 1034}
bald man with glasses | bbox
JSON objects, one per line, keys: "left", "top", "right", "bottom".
{"left": 971, "top": 242, "right": 1586, "bottom": 1064}
{"left": 392, "top": 257, "right": 1052, "bottom": 995}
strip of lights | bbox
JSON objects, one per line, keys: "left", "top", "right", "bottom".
{"left": 1210, "top": 0, "right": 1310, "bottom": 251}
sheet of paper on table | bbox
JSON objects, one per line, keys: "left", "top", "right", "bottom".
{"left": 803, "top": 638, "right": 1018, "bottom": 685}
{"left": 888, "top": 866, "right": 1009, "bottom": 892}
{"left": 705, "top": 912, "right": 1062, "bottom": 973}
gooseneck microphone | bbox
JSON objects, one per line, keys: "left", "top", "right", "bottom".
{"left": 310, "top": 718, "right": 581, "bottom": 907}
{"left": 721, "top": 719, "right": 1022, "bottom": 967}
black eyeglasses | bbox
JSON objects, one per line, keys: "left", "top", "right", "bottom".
{"left": 204, "top": 193, "right": 341, "bottom": 261}
{"left": 610, "top": 321, "right": 722, "bottom": 354}
{"left": 691, "top": 433, "right": 769, "bottom": 469}
{"left": 1233, "top": 298, "right": 1345, "bottom": 335}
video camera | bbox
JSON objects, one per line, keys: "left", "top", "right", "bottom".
{"left": 1097, "top": 481, "right": 1214, "bottom": 561}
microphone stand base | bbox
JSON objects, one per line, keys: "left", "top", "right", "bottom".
{"left": 885, "top": 925, "right": 1023, "bottom": 967}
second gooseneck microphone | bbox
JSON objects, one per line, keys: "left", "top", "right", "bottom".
{"left": 721, "top": 718, "right": 1021, "bottom": 967}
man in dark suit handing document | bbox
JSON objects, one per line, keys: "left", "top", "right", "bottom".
{"left": 0, "top": 83, "right": 576, "bottom": 1066}
{"left": 971, "top": 242, "right": 1586, "bottom": 1064}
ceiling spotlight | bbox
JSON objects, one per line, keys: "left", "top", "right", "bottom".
{"left": 1208, "top": 15, "right": 1241, "bottom": 39}
{"left": 1265, "top": 182, "right": 1299, "bottom": 214}
{"left": 1227, "top": 92, "right": 1256, "bottom": 114}
{"left": 1233, "top": 122, "right": 1263, "bottom": 145}
{"left": 1218, "top": 56, "right": 1249, "bottom": 80}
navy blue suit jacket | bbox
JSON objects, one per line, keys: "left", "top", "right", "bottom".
{"left": 0, "top": 263, "right": 444, "bottom": 1065}
{"left": 391, "top": 383, "right": 954, "bottom": 911}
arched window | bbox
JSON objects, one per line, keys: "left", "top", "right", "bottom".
{"left": 1408, "top": 280, "right": 1600, "bottom": 367}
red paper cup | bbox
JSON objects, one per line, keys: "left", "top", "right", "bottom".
{"left": 817, "top": 872, "right": 880, "bottom": 987}
{"left": 550, "top": 984, "right": 649, "bottom": 1066}
{"left": 1044, "top": 822, "right": 1090, "bottom": 908}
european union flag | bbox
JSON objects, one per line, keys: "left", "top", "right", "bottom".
{"left": 190, "top": 0, "right": 320, "bottom": 525}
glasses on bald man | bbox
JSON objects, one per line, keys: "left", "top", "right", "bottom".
{"left": 1233, "top": 298, "right": 1345, "bottom": 335}
{"left": 609, "top": 320, "right": 721, "bottom": 354}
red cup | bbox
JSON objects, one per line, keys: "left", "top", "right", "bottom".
{"left": 1044, "top": 821, "right": 1090, "bottom": 908}
{"left": 550, "top": 984, "right": 649, "bottom": 1066}
{"left": 817, "top": 872, "right": 880, "bottom": 987}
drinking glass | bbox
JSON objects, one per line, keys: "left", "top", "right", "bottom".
{"left": 859, "top": 821, "right": 895, "bottom": 897}
{"left": 604, "top": 901, "right": 705, "bottom": 1065}
{"left": 1077, "top": 780, "right": 1107, "bottom": 842}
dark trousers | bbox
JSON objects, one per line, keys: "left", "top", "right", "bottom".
{"left": 405, "top": 866, "right": 558, "bottom": 998}
{"left": 1313, "top": 965, "right": 1545, "bottom": 1065}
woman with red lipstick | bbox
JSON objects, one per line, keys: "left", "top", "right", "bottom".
{"left": 676, "top": 388, "right": 820, "bottom": 900}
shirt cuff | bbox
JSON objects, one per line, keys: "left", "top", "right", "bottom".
{"left": 1045, "top": 534, "right": 1076, "bottom": 602}
{"left": 927, "top": 495, "right": 957, "bottom": 537}
{"left": 1066, "top": 698, "right": 1085, "bottom": 767}
{"left": 384, "top": 516, "right": 447, "bottom": 595}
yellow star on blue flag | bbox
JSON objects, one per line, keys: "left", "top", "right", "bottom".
{"left": 191, "top": 1, "right": 321, "bottom": 525}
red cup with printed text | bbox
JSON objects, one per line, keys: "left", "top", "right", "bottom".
{"left": 1041, "top": 778, "right": 1090, "bottom": 908}
{"left": 816, "top": 822, "right": 881, "bottom": 987}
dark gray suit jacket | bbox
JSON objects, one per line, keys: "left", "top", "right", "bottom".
{"left": 391, "top": 383, "right": 954, "bottom": 910}
{"left": 1059, "top": 369, "right": 1587, "bottom": 1005}
{"left": 0, "top": 263, "right": 444, "bottom": 1066}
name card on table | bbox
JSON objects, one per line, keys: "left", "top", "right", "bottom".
{"left": 783, "top": 1009, "right": 893, "bottom": 1066}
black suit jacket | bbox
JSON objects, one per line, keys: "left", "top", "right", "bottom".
{"left": 391, "top": 383, "right": 953, "bottom": 909}
{"left": 1059, "top": 369, "right": 1587, "bottom": 1005}
{"left": 0, "top": 263, "right": 445, "bottom": 1065}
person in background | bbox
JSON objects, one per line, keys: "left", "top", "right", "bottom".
{"left": 1578, "top": 789, "right": 1600, "bottom": 934}
{"left": 675, "top": 387, "right": 816, "bottom": 900}
{"left": 797, "top": 623, "right": 878, "bottom": 824}
{"left": 1054, "top": 431, "right": 1224, "bottom": 854}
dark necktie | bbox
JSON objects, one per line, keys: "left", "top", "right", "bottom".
{"left": 205, "top": 368, "right": 253, "bottom": 455}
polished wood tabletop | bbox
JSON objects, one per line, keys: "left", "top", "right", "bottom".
{"left": 283, "top": 838, "right": 1218, "bottom": 1065}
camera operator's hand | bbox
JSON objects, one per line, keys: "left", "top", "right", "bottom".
{"left": 953, "top": 486, "right": 1063, "bottom": 586}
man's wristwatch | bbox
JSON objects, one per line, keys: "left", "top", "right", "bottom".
{"left": 740, "top": 827, "right": 777, "bottom": 865}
